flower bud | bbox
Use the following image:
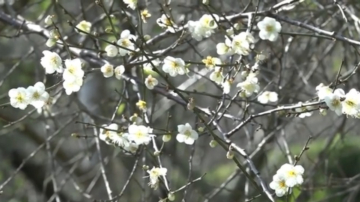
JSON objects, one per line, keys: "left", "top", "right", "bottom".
{"left": 226, "top": 151, "right": 234, "bottom": 159}
{"left": 168, "top": 192, "right": 175, "bottom": 201}
{"left": 154, "top": 151, "right": 161, "bottom": 156}
{"left": 44, "top": 15, "right": 54, "bottom": 25}
{"left": 162, "top": 134, "right": 171, "bottom": 142}
{"left": 209, "top": 140, "right": 217, "bottom": 148}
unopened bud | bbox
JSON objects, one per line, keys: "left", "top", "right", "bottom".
{"left": 209, "top": 140, "right": 217, "bottom": 148}
{"left": 71, "top": 133, "right": 80, "bottom": 138}
{"left": 197, "top": 127, "right": 204, "bottom": 133}
{"left": 142, "top": 165, "right": 149, "bottom": 170}
{"left": 168, "top": 192, "right": 175, "bottom": 201}
{"left": 226, "top": 151, "right": 234, "bottom": 159}
{"left": 187, "top": 98, "right": 195, "bottom": 111}
{"left": 144, "top": 35, "right": 151, "bottom": 41}
{"left": 45, "top": 15, "right": 54, "bottom": 25}
{"left": 154, "top": 151, "right": 161, "bottom": 156}
{"left": 162, "top": 134, "right": 171, "bottom": 142}
{"left": 319, "top": 108, "right": 327, "bottom": 116}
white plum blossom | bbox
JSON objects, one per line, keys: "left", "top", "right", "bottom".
{"left": 162, "top": 56, "right": 186, "bottom": 77}
{"left": 209, "top": 66, "right": 223, "bottom": 85}
{"left": 27, "top": 82, "right": 49, "bottom": 109}
{"left": 145, "top": 75, "right": 158, "bottom": 89}
{"left": 122, "top": 140, "right": 139, "bottom": 154}
{"left": 187, "top": 14, "right": 219, "bottom": 41}
{"left": 269, "top": 174, "right": 289, "bottom": 197}
{"left": 176, "top": 123, "right": 199, "bottom": 145}
{"left": 295, "top": 102, "right": 313, "bottom": 118}
{"left": 257, "top": 17, "right": 282, "bottom": 41}
{"left": 147, "top": 167, "right": 167, "bottom": 189}
{"left": 99, "top": 123, "right": 139, "bottom": 154}
{"left": 226, "top": 23, "right": 241, "bottom": 37}
{"left": 114, "top": 65, "right": 125, "bottom": 80}
{"left": 99, "top": 123, "right": 120, "bottom": 145}
{"left": 198, "top": 14, "right": 219, "bottom": 30}
{"left": 101, "top": 63, "right": 114, "bottom": 78}
{"left": 143, "top": 57, "right": 161, "bottom": 71}
{"left": 63, "top": 78, "right": 83, "bottom": 95}
{"left": 277, "top": 163, "right": 304, "bottom": 187}
{"left": 75, "top": 20, "right": 92, "bottom": 35}
{"left": 187, "top": 20, "right": 206, "bottom": 41}
{"left": 117, "top": 30, "right": 136, "bottom": 56}
{"left": 202, "top": 56, "right": 222, "bottom": 70}
{"left": 258, "top": 91, "right": 278, "bottom": 104}
{"left": 63, "top": 58, "right": 84, "bottom": 81}
{"left": 231, "top": 32, "right": 254, "bottom": 55}
{"left": 216, "top": 37, "right": 234, "bottom": 56}
{"left": 222, "top": 80, "right": 231, "bottom": 94}
{"left": 157, "top": 14, "right": 177, "bottom": 33}
{"left": 123, "top": 0, "right": 137, "bottom": 10}
{"left": 46, "top": 30, "right": 59, "bottom": 47}
{"left": 237, "top": 76, "right": 260, "bottom": 97}
{"left": 44, "top": 15, "right": 53, "bottom": 25}
{"left": 324, "top": 89, "right": 345, "bottom": 116}
{"left": 40, "top": 50, "right": 63, "bottom": 74}
{"left": 342, "top": 88, "right": 360, "bottom": 117}
{"left": 105, "top": 44, "right": 118, "bottom": 57}
{"left": 127, "top": 124, "right": 154, "bottom": 145}
{"left": 316, "top": 83, "right": 333, "bottom": 100}
{"left": 8, "top": 87, "right": 30, "bottom": 110}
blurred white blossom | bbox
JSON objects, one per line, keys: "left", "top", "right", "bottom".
{"left": 257, "top": 17, "right": 282, "bottom": 41}
{"left": 258, "top": 91, "right": 278, "bottom": 104}
{"left": 75, "top": 20, "right": 92, "bottom": 35}
{"left": 105, "top": 44, "right": 118, "bottom": 57}
{"left": 40, "top": 50, "right": 63, "bottom": 74}
{"left": 117, "top": 30, "right": 136, "bottom": 56}
{"left": 27, "top": 82, "right": 49, "bottom": 109}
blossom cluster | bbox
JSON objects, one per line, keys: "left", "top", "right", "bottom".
{"left": 187, "top": 14, "right": 219, "bottom": 41}
{"left": 269, "top": 163, "right": 305, "bottom": 197}
{"left": 157, "top": 14, "right": 178, "bottom": 33}
{"left": 8, "top": 82, "right": 49, "bottom": 110}
{"left": 147, "top": 167, "right": 167, "bottom": 189}
{"left": 104, "top": 30, "right": 137, "bottom": 57}
{"left": 99, "top": 123, "right": 154, "bottom": 154}
{"left": 316, "top": 84, "right": 360, "bottom": 118}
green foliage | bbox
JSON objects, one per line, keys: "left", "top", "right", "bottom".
{"left": 116, "top": 103, "right": 126, "bottom": 115}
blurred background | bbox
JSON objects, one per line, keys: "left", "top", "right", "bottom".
{"left": 1, "top": 0, "right": 360, "bottom": 201}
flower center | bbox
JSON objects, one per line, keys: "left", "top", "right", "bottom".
{"left": 164, "top": 19, "right": 172, "bottom": 26}
{"left": 50, "top": 56, "right": 58, "bottom": 64}
{"left": 265, "top": 25, "right": 274, "bottom": 32}
{"left": 16, "top": 94, "right": 24, "bottom": 103}
{"left": 68, "top": 66, "right": 75, "bottom": 74}
{"left": 170, "top": 61, "right": 178, "bottom": 69}
{"left": 279, "top": 180, "right": 286, "bottom": 188}
{"left": 135, "top": 131, "right": 144, "bottom": 139}
{"left": 184, "top": 130, "right": 192, "bottom": 137}
{"left": 287, "top": 170, "right": 296, "bottom": 177}
{"left": 331, "top": 99, "right": 340, "bottom": 107}
{"left": 121, "top": 39, "right": 130, "bottom": 47}
{"left": 346, "top": 100, "right": 355, "bottom": 107}
{"left": 33, "top": 91, "right": 40, "bottom": 99}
